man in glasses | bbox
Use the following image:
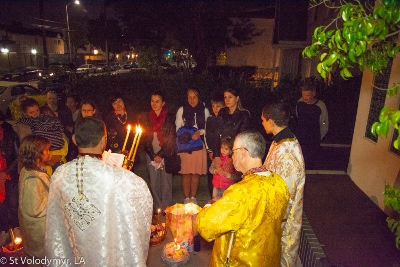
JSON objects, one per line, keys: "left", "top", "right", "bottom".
{"left": 262, "top": 102, "right": 306, "bottom": 267}
{"left": 196, "top": 131, "right": 289, "bottom": 266}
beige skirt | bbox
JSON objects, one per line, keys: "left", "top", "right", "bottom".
{"left": 178, "top": 146, "right": 207, "bottom": 175}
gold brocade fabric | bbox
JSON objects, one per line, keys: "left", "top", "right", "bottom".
{"left": 196, "top": 171, "right": 289, "bottom": 267}
{"left": 264, "top": 138, "right": 305, "bottom": 267}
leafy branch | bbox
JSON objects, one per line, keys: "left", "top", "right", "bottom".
{"left": 303, "top": 0, "right": 400, "bottom": 80}
{"left": 384, "top": 185, "right": 400, "bottom": 248}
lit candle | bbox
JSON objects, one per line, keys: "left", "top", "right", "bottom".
{"left": 128, "top": 125, "right": 139, "bottom": 159}
{"left": 176, "top": 244, "right": 180, "bottom": 251}
{"left": 130, "top": 126, "right": 142, "bottom": 161}
{"left": 174, "top": 238, "right": 177, "bottom": 249}
{"left": 14, "top": 237, "right": 22, "bottom": 246}
{"left": 121, "top": 124, "right": 131, "bottom": 151}
{"left": 158, "top": 208, "right": 161, "bottom": 222}
{"left": 9, "top": 228, "right": 16, "bottom": 249}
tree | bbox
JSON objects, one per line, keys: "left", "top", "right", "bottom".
{"left": 69, "top": 15, "right": 89, "bottom": 53}
{"left": 87, "top": 15, "right": 125, "bottom": 56}
{"left": 303, "top": 0, "right": 400, "bottom": 248}
{"left": 113, "top": 1, "right": 263, "bottom": 71}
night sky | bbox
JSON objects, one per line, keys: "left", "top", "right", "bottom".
{"left": 0, "top": 0, "right": 111, "bottom": 31}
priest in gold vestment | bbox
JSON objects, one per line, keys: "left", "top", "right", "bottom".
{"left": 196, "top": 131, "right": 289, "bottom": 267}
{"left": 262, "top": 102, "right": 306, "bottom": 267}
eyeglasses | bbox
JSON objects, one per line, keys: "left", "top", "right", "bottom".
{"left": 232, "top": 147, "right": 248, "bottom": 155}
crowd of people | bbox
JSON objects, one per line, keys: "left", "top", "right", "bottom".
{"left": 0, "top": 83, "right": 328, "bottom": 266}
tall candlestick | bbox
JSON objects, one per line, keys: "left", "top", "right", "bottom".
{"left": 128, "top": 126, "right": 139, "bottom": 159}
{"left": 122, "top": 124, "right": 131, "bottom": 151}
{"left": 131, "top": 126, "right": 142, "bottom": 161}
{"left": 9, "top": 228, "right": 16, "bottom": 250}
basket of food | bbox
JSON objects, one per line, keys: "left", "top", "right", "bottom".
{"left": 150, "top": 215, "right": 167, "bottom": 246}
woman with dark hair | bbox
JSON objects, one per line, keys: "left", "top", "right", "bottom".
{"left": 66, "top": 95, "right": 80, "bottom": 122}
{"left": 18, "top": 135, "right": 51, "bottom": 258}
{"left": 104, "top": 92, "right": 137, "bottom": 153}
{"left": 216, "top": 87, "right": 252, "bottom": 157}
{"left": 79, "top": 99, "right": 101, "bottom": 119}
{"left": 175, "top": 88, "right": 210, "bottom": 204}
{"left": 143, "top": 91, "right": 176, "bottom": 213}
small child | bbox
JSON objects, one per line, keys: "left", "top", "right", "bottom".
{"left": 209, "top": 137, "right": 237, "bottom": 202}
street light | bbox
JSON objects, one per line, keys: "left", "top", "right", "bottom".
{"left": 66, "top": 0, "right": 80, "bottom": 63}
{"left": 1, "top": 48, "right": 10, "bottom": 70}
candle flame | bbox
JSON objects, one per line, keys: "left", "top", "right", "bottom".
{"left": 14, "top": 237, "right": 22, "bottom": 245}
{"left": 158, "top": 208, "right": 161, "bottom": 214}
{"left": 136, "top": 125, "right": 142, "bottom": 133}
{"left": 174, "top": 238, "right": 177, "bottom": 243}
{"left": 127, "top": 124, "right": 131, "bottom": 131}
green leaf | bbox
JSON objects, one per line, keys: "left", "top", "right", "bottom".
{"left": 382, "top": 119, "right": 390, "bottom": 137}
{"left": 392, "top": 111, "right": 400, "bottom": 124}
{"left": 379, "top": 106, "right": 391, "bottom": 122}
{"left": 366, "top": 22, "right": 374, "bottom": 35}
{"left": 335, "top": 29, "right": 342, "bottom": 44}
{"left": 394, "top": 137, "right": 400, "bottom": 149}
{"left": 324, "top": 52, "right": 338, "bottom": 66}
{"left": 320, "top": 53, "right": 328, "bottom": 61}
{"left": 371, "top": 121, "right": 380, "bottom": 137}
{"left": 317, "top": 63, "right": 323, "bottom": 73}
{"left": 341, "top": 4, "right": 350, "bottom": 21}
{"left": 392, "top": 198, "right": 400, "bottom": 211}
{"left": 349, "top": 50, "right": 356, "bottom": 63}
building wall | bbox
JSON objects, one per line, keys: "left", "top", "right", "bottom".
{"left": 348, "top": 53, "right": 400, "bottom": 210}
{"left": 226, "top": 18, "right": 279, "bottom": 77}
{"left": 46, "top": 34, "right": 64, "bottom": 54}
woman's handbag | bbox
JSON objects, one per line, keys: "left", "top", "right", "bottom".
{"left": 164, "top": 154, "right": 181, "bottom": 174}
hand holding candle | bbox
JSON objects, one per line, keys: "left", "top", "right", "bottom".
{"left": 122, "top": 124, "right": 131, "bottom": 152}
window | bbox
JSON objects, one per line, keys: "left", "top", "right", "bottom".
{"left": 58, "top": 40, "right": 61, "bottom": 45}
{"left": 364, "top": 59, "right": 393, "bottom": 142}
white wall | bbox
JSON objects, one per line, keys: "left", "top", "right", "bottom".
{"left": 349, "top": 54, "right": 400, "bottom": 210}
{"left": 226, "top": 18, "right": 278, "bottom": 71}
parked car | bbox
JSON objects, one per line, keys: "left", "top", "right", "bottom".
{"left": 109, "top": 62, "right": 121, "bottom": 71}
{"left": 38, "top": 63, "right": 74, "bottom": 83}
{"left": 1, "top": 66, "right": 42, "bottom": 82}
{"left": 76, "top": 64, "right": 96, "bottom": 74}
{"left": 95, "top": 63, "right": 112, "bottom": 73}
{"left": 0, "top": 81, "right": 43, "bottom": 113}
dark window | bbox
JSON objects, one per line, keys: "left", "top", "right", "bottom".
{"left": 365, "top": 59, "right": 393, "bottom": 142}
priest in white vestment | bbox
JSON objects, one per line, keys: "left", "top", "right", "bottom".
{"left": 45, "top": 117, "right": 153, "bottom": 267}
